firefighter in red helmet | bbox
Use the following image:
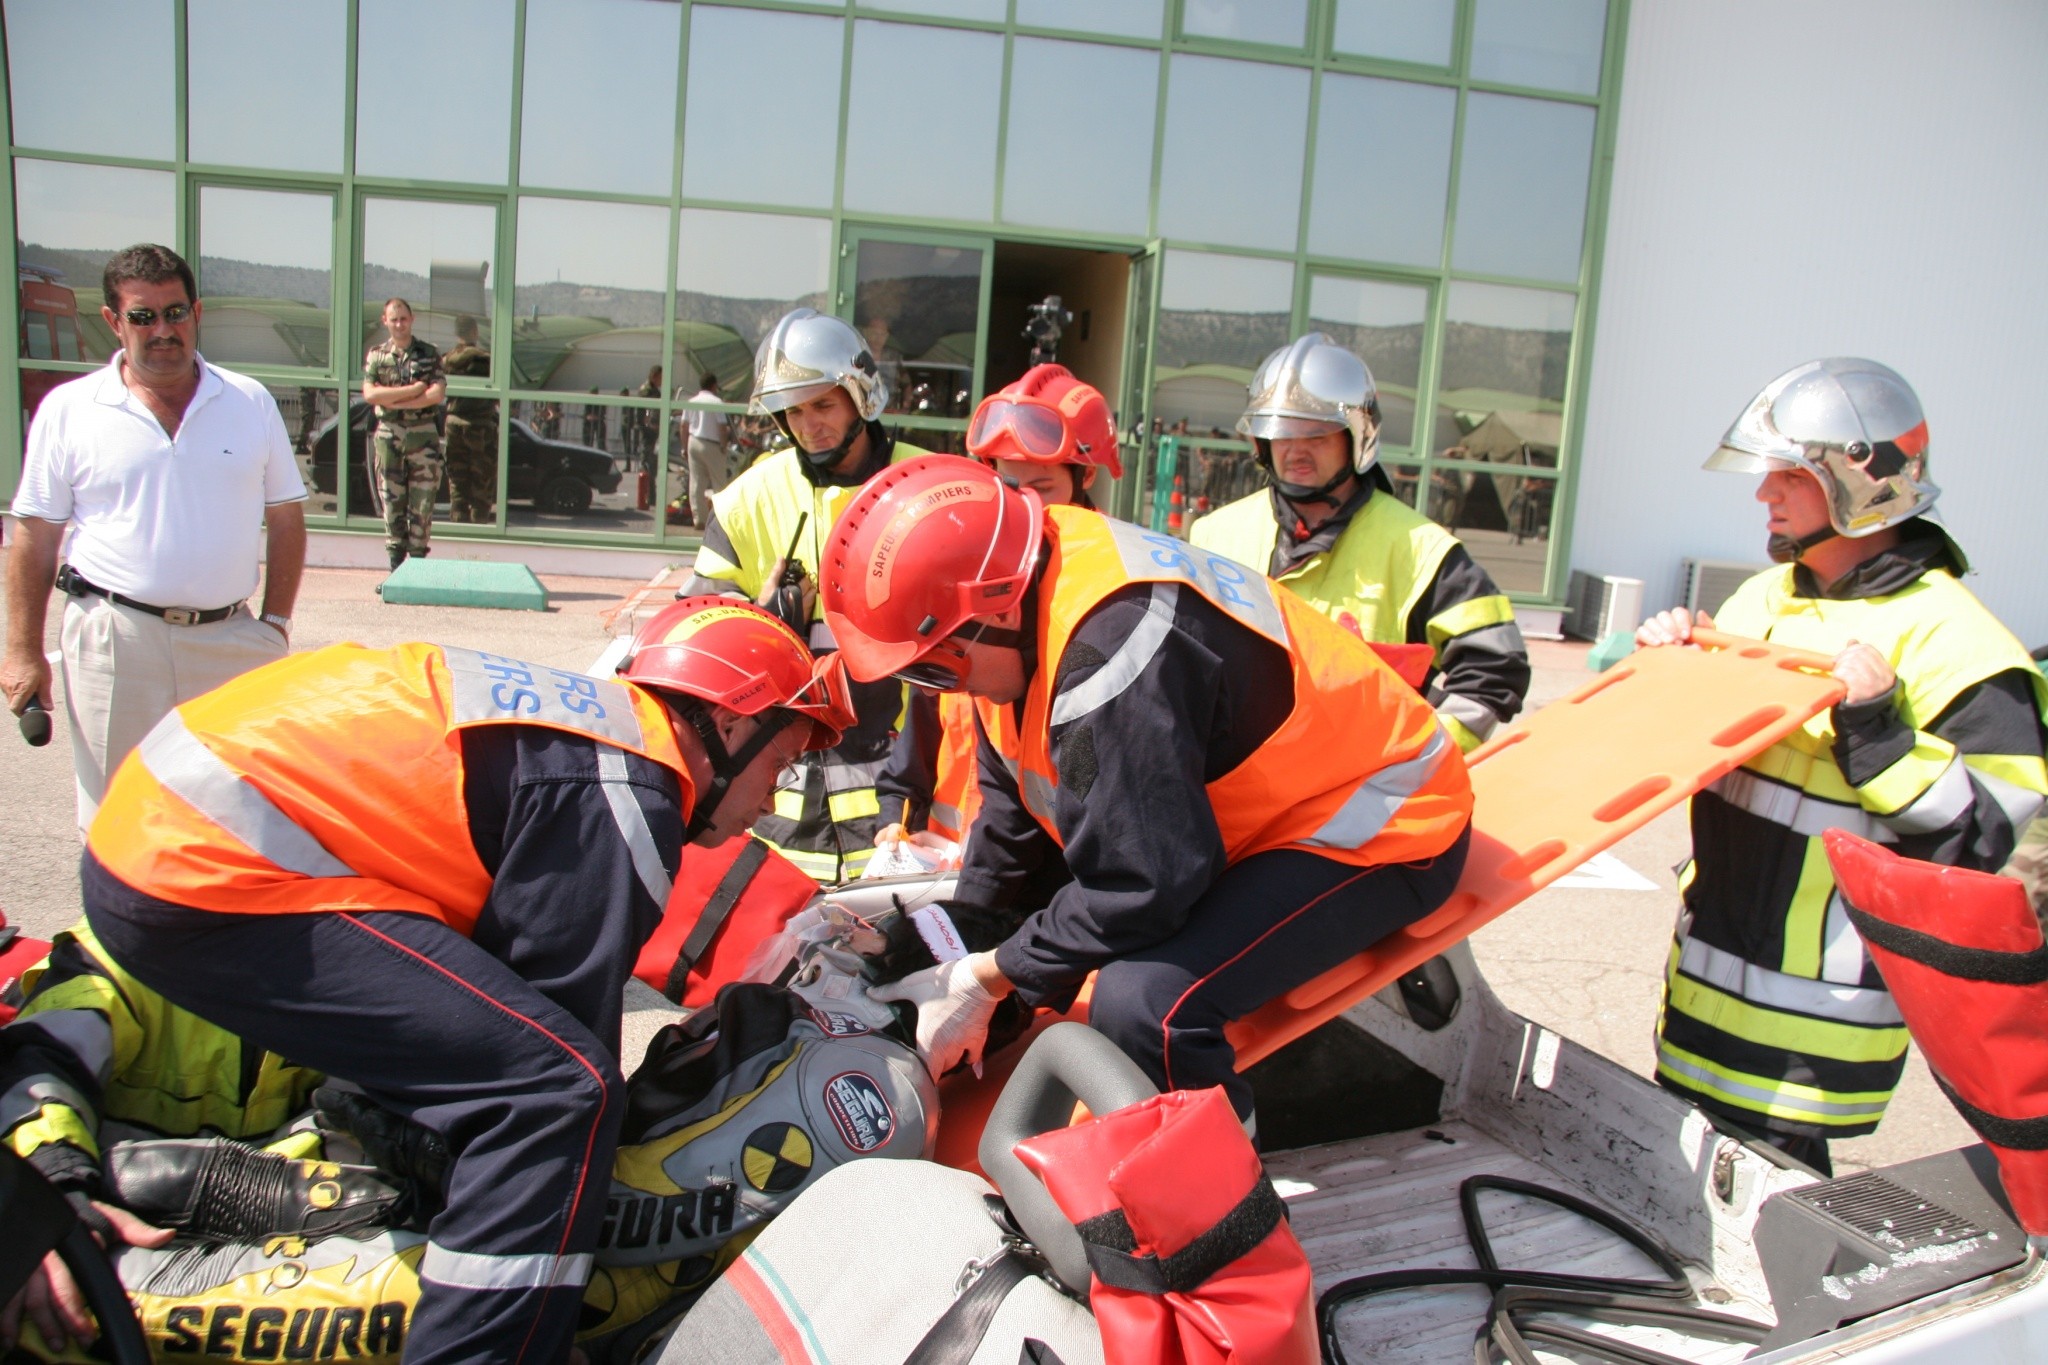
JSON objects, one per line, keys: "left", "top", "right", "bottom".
{"left": 74, "top": 600, "right": 851, "bottom": 1365}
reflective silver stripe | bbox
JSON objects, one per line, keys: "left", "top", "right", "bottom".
{"left": 1022, "top": 769, "right": 1059, "bottom": 824}
{"left": 821, "top": 756, "right": 886, "bottom": 790}
{"left": 930, "top": 801, "right": 964, "bottom": 832}
{"left": 1655, "top": 1046, "right": 1891, "bottom": 1120}
{"left": 0, "top": 1075, "right": 98, "bottom": 1134}
{"left": 807, "top": 620, "right": 837, "bottom": 651}
{"left": 1879, "top": 754, "right": 1974, "bottom": 833}
{"left": 1452, "top": 621, "right": 1526, "bottom": 656}
{"left": 596, "top": 748, "right": 673, "bottom": 907}
{"left": 14, "top": 1010, "right": 116, "bottom": 1085}
{"left": 419, "top": 1244, "right": 593, "bottom": 1291}
{"left": 1819, "top": 892, "right": 1872, "bottom": 987}
{"left": 1675, "top": 933, "right": 1902, "bottom": 1027}
{"left": 1435, "top": 693, "right": 1499, "bottom": 741}
{"left": 1708, "top": 768, "right": 1890, "bottom": 842}
{"left": 1052, "top": 583, "right": 1176, "bottom": 728}
{"left": 441, "top": 646, "right": 645, "bottom": 749}
{"left": 1301, "top": 728, "right": 1452, "bottom": 852}
{"left": 139, "top": 714, "right": 354, "bottom": 878}
{"left": 1974, "top": 766, "right": 2047, "bottom": 835}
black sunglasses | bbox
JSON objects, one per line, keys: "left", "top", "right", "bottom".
{"left": 119, "top": 302, "right": 195, "bottom": 327}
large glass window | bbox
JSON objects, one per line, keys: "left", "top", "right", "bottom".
{"left": 1332, "top": 0, "right": 1455, "bottom": 67}
{"left": 681, "top": 7, "right": 841, "bottom": 210}
{"left": 14, "top": 160, "right": 176, "bottom": 362}
{"left": 512, "top": 197, "right": 669, "bottom": 393}
{"left": 1308, "top": 75, "right": 1455, "bottom": 269}
{"left": 1153, "top": 250, "right": 1292, "bottom": 436}
{"left": 1182, "top": 0, "right": 1307, "bottom": 48}
{"left": 1016, "top": 0, "right": 1163, "bottom": 40}
{"left": 844, "top": 23, "right": 1004, "bottom": 224}
{"left": 3, "top": 0, "right": 175, "bottom": 160}
{"left": 851, "top": 237, "right": 984, "bottom": 419}
{"left": 674, "top": 209, "right": 832, "bottom": 405}
{"left": 520, "top": 0, "right": 680, "bottom": 197}
{"left": 1002, "top": 39, "right": 1156, "bottom": 239}
{"left": 1307, "top": 275, "right": 1429, "bottom": 452}
{"left": 355, "top": 0, "right": 514, "bottom": 184}
{"left": 1431, "top": 282, "right": 1572, "bottom": 592}
{"left": 510, "top": 399, "right": 654, "bottom": 538}
{"left": 1471, "top": 0, "right": 1607, "bottom": 96}
{"left": 285, "top": 386, "right": 344, "bottom": 519}
{"left": 1451, "top": 92, "right": 1595, "bottom": 283}
{"left": 359, "top": 197, "right": 498, "bottom": 362}
{"left": 197, "top": 187, "right": 336, "bottom": 371}
{"left": 188, "top": 0, "right": 347, "bottom": 173}
{"left": 856, "top": 0, "right": 1004, "bottom": 19}
{"left": 1157, "top": 55, "right": 1309, "bottom": 252}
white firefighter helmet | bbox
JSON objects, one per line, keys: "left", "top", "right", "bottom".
{"left": 750, "top": 308, "right": 889, "bottom": 423}
{"left": 1236, "top": 332, "right": 1381, "bottom": 477}
{"left": 1705, "top": 357, "right": 1939, "bottom": 537}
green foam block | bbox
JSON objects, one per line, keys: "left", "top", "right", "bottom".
{"left": 1587, "top": 631, "right": 1637, "bottom": 673}
{"left": 377, "top": 558, "right": 549, "bottom": 611}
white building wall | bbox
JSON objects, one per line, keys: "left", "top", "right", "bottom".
{"left": 1574, "top": 0, "right": 2048, "bottom": 648}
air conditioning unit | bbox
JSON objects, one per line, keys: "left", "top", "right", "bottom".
{"left": 1563, "top": 571, "right": 1645, "bottom": 642}
{"left": 1681, "top": 558, "right": 1771, "bottom": 618}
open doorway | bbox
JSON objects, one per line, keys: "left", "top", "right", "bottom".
{"left": 985, "top": 241, "right": 1130, "bottom": 406}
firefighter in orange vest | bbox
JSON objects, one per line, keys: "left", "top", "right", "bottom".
{"left": 76, "top": 599, "right": 852, "bottom": 1365}
{"left": 821, "top": 456, "right": 1473, "bottom": 1124}
{"left": 874, "top": 365, "right": 1123, "bottom": 850}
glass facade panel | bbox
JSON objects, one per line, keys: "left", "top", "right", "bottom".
{"left": 197, "top": 186, "right": 335, "bottom": 371}
{"left": 1434, "top": 280, "right": 1572, "bottom": 586}
{"left": 513, "top": 196, "right": 669, "bottom": 393}
{"left": 856, "top": 0, "right": 1005, "bottom": 20}
{"left": 674, "top": 209, "right": 832, "bottom": 404}
{"left": 853, "top": 238, "right": 983, "bottom": 419}
{"left": 1158, "top": 55, "right": 1309, "bottom": 252}
{"left": 520, "top": 0, "right": 680, "bottom": 197}
{"left": 1307, "top": 74, "right": 1454, "bottom": 269}
{"left": 1451, "top": 91, "right": 1595, "bottom": 284}
{"left": 510, "top": 399, "right": 654, "bottom": 537}
{"left": 4, "top": 0, "right": 174, "bottom": 160}
{"left": 1471, "top": 0, "right": 1607, "bottom": 97}
{"left": 1002, "top": 39, "right": 1156, "bottom": 239}
{"left": 14, "top": 160, "right": 176, "bottom": 362}
{"left": 360, "top": 197, "right": 498, "bottom": 361}
{"left": 1153, "top": 250, "right": 1292, "bottom": 436}
{"left": 355, "top": 0, "right": 514, "bottom": 184}
{"left": 284, "top": 386, "right": 344, "bottom": 519}
{"left": 1307, "top": 274, "right": 1429, "bottom": 452}
{"left": 189, "top": 0, "right": 347, "bottom": 173}
{"left": 1183, "top": 0, "right": 1307, "bottom": 48}
{"left": 1331, "top": 0, "right": 1455, "bottom": 67}
{"left": 844, "top": 22, "right": 1003, "bottom": 224}
{"left": 1015, "top": 0, "right": 1163, "bottom": 40}
{"left": 681, "top": 7, "right": 841, "bottom": 209}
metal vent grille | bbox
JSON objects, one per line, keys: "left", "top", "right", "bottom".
{"left": 1791, "top": 1172, "right": 1986, "bottom": 1252}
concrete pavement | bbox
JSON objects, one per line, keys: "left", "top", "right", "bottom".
{"left": 0, "top": 572, "right": 1972, "bottom": 1173}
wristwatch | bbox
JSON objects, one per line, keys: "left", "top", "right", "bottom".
{"left": 261, "top": 613, "right": 293, "bottom": 635}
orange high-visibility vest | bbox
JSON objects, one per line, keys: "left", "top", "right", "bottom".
{"left": 87, "top": 643, "right": 696, "bottom": 936}
{"left": 928, "top": 695, "right": 985, "bottom": 843}
{"left": 1010, "top": 508, "right": 1470, "bottom": 870}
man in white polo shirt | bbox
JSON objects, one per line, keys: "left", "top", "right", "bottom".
{"left": 2, "top": 243, "right": 306, "bottom": 833}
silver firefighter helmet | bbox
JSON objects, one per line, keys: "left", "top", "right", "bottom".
{"left": 1705, "top": 357, "right": 1939, "bottom": 537}
{"left": 1236, "top": 332, "right": 1382, "bottom": 476}
{"left": 750, "top": 307, "right": 889, "bottom": 423}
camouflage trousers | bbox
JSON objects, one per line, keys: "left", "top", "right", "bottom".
{"left": 375, "top": 425, "right": 442, "bottom": 555}
{"left": 444, "top": 416, "right": 497, "bottom": 524}
{"left": 2006, "top": 812, "right": 2048, "bottom": 930}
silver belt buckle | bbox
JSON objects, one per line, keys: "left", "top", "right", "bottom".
{"left": 163, "top": 607, "right": 200, "bottom": 626}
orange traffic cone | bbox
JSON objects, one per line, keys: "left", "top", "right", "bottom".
{"left": 1166, "top": 473, "right": 1185, "bottom": 534}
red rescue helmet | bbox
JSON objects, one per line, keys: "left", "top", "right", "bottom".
{"left": 966, "top": 365, "right": 1122, "bottom": 478}
{"left": 620, "top": 596, "right": 853, "bottom": 751}
{"left": 820, "top": 455, "right": 1044, "bottom": 684}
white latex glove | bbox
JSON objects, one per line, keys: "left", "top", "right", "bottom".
{"left": 871, "top": 952, "right": 1002, "bottom": 1079}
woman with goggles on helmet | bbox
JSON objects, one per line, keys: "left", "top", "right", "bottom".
{"left": 872, "top": 367, "right": 1122, "bottom": 864}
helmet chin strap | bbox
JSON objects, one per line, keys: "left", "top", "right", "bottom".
{"left": 669, "top": 697, "right": 799, "bottom": 842}
{"left": 1767, "top": 525, "right": 1840, "bottom": 565}
{"left": 777, "top": 411, "right": 874, "bottom": 479}
{"left": 1256, "top": 438, "right": 1354, "bottom": 511}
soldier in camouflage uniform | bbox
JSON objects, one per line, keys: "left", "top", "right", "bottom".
{"left": 440, "top": 313, "right": 497, "bottom": 524}
{"left": 363, "top": 298, "right": 445, "bottom": 570}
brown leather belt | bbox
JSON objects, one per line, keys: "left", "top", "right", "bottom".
{"left": 56, "top": 564, "right": 239, "bottom": 626}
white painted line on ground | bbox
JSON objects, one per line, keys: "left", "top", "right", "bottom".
{"left": 1549, "top": 851, "right": 1660, "bottom": 892}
